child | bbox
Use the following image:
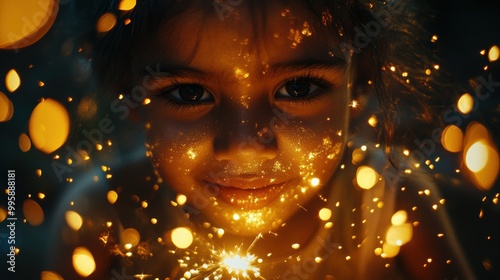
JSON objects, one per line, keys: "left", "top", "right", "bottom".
{"left": 49, "top": 0, "right": 482, "bottom": 279}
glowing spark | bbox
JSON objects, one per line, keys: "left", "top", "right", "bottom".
{"left": 219, "top": 251, "right": 260, "bottom": 278}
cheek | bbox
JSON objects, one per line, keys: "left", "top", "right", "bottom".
{"left": 278, "top": 106, "right": 349, "bottom": 185}
{"left": 145, "top": 113, "right": 212, "bottom": 186}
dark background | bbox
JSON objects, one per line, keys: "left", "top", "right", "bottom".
{"left": 0, "top": 0, "right": 499, "bottom": 279}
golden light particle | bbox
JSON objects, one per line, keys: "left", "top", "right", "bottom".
{"left": 151, "top": 218, "right": 157, "bottom": 224}
{"left": 310, "top": 177, "right": 320, "bottom": 187}
{"left": 18, "top": 133, "right": 31, "bottom": 152}
{"left": 107, "top": 190, "right": 118, "bottom": 204}
{"left": 96, "top": 13, "right": 117, "bottom": 33}
{"left": 381, "top": 242, "right": 400, "bottom": 258}
{"left": 0, "top": 91, "right": 14, "bottom": 122}
{"left": 457, "top": 93, "right": 474, "bottom": 114}
{"left": 233, "top": 213, "right": 240, "bottom": 221}
{"left": 23, "top": 199, "right": 44, "bottom": 226}
{"left": 176, "top": 194, "right": 187, "bottom": 205}
{"left": 29, "top": 98, "right": 70, "bottom": 153}
{"left": 5, "top": 69, "right": 21, "bottom": 92}
{"left": 118, "top": 0, "right": 136, "bottom": 11}
{"left": 41, "top": 271, "right": 64, "bottom": 280}
{"left": 65, "top": 211, "right": 83, "bottom": 231}
{"left": 121, "top": 228, "right": 140, "bottom": 247}
{"left": 319, "top": 208, "right": 332, "bottom": 221}
{"left": 72, "top": 247, "right": 96, "bottom": 277}
{"left": 291, "top": 243, "right": 300, "bottom": 249}
{"left": 356, "top": 166, "right": 378, "bottom": 190}
{"left": 368, "top": 115, "right": 378, "bottom": 127}
{"left": 391, "top": 210, "right": 407, "bottom": 226}
{"left": 171, "top": 227, "right": 193, "bottom": 249}
{"left": 0, "top": 208, "right": 7, "bottom": 223}
{"left": 488, "top": 45, "right": 499, "bottom": 62}
{"left": 386, "top": 223, "right": 413, "bottom": 246}
{"left": 217, "top": 228, "right": 225, "bottom": 238}
{"left": 465, "top": 141, "right": 489, "bottom": 172}
{"left": 0, "top": 0, "right": 58, "bottom": 49}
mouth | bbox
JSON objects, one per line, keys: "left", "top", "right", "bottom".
{"left": 206, "top": 178, "right": 289, "bottom": 210}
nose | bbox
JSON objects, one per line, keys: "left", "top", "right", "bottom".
{"left": 213, "top": 99, "right": 278, "bottom": 164}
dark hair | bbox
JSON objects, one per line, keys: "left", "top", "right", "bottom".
{"left": 90, "top": 0, "right": 447, "bottom": 160}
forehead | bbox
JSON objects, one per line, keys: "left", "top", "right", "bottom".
{"left": 139, "top": 0, "right": 342, "bottom": 71}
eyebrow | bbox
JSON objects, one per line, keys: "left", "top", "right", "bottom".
{"left": 264, "top": 60, "right": 347, "bottom": 77}
{"left": 142, "top": 59, "right": 347, "bottom": 80}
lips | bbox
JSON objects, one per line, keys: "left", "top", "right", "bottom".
{"left": 206, "top": 178, "right": 289, "bottom": 210}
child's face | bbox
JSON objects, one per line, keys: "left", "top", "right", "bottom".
{"left": 138, "top": 0, "right": 350, "bottom": 235}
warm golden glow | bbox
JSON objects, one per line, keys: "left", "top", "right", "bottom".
{"left": 318, "top": 208, "right": 332, "bottom": 221}
{"left": 381, "top": 242, "right": 400, "bottom": 258}
{"left": 107, "top": 190, "right": 118, "bottom": 204}
{"left": 386, "top": 223, "right": 413, "bottom": 246}
{"left": 5, "top": 69, "right": 21, "bottom": 92}
{"left": 18, "top": 133, "right": 31, "bottom": 152}
{"left": 29, "top": 98, "right": 70, "bottom": 153}
{"left": 65, "top": 211, "right": 83, "bottom": 231}
{"left": 356, "top": 166, "right": 378, "bottom": 190}
{"left": 22, "top": 199, "right": 44, "bottom": 226}
{"left": 121, "top": 228, "right": 140, "bottom": 247}
{"left": 220, "top": 251, "right": 259, "bottom": 277}
{"left": 0, "top": 207, "right": 7, "bottom": 223}
{"left": 171, "top": 227, "right": 193, "bottom": 249}
{"left": 310, "top": 177, "right": 320, "bottom": 187}
{"left": 465, "top": 141, "right": 489, "bottom": 172}
{"left": 441, "top": 124, "right": 463, "bottom": 153}
{"left": 0, "top": 0, "right": 58, "bottom": 49}
{"left": 96, "top": 13, "right": 117, "bottom": 33}
{"left": 118, "top": 0, "right": 136, "bottom": 11}
{"left": 368, "top": 115, "right": 378, "bottom": 127}
{"left": 176, "top": 194, "right": 187, "bottom": 205}
{"left": 470, "top": 143, "right": 499, "bottom": 191}
{"left": 0, "top": 91, "right": 14, "bottom": 122}
{"left": 41, "top": 271, "right": 64, "bottom": 280}
{"left": 391, "top": 210, "right": 408, "bottom": 226}
{"left": 457, "top": 93, "right": 474, "bottom": 114}
{"left": 72, "top": 247, "right": 96, "bottom": 277}
{"left": 488, "top": 45, "right": 499, "bottom": 62}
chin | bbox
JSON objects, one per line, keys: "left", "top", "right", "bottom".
{"left": 196, "top": 199, "right": 297, "bottom": 237}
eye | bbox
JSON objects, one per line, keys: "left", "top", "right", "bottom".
{"left": 276, "top": 78, "right": 320, "bottom": 98}
{"left": 168, "top": 84, "right": 213, "bottom": 103}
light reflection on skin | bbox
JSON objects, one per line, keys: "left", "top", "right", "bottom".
{"left": 137, "top": 0, "right": 351, "bottom": 258}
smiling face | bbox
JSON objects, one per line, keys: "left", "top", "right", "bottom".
{"left": 136, "top": 0, "right": 351, "bottom": 236}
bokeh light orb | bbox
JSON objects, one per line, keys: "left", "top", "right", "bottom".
{"left": 171, "top": 227, "right": 193, "bottom": 249}
{"left": 0, "top": 91, "right": 14, "bottom": 122}
{"left": 441, "top": 124, "right": 463, "bottom": 153}
{"left": 0, "top": 0, "right": 59, "bottom": 49}
{"left": 28, "top": 98, "right": 70, "bottom": 154}
{"left": 22, "top": 199, "right": 44, "bottom": 226}
{"left": 5, "top": 69, "right": 21, "bottom": 92}
{"left": 72, "top": 247, "right": 96, "bottom": 277}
